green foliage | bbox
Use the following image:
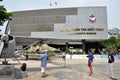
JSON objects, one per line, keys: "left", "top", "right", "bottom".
{"left": 65, "top": 46, "right": 86, "bottom": 55}
{"left": 65, "top": 47, "right": 70, "bottom": 54}
{"left": 99, "top": 37, "right": 120, "bottom": 52}
{"left": 116, "top": 37, "right": 120, "bottom": 49}
{"left": 73, "top": 52, "right": 86, "bottom": 55}
{"left": 0, "top": 1, "right": 12, "bottom": 25}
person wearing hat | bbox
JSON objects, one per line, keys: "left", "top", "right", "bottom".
{"left": 40, "top": 44, "right": 49, "bottom": 78}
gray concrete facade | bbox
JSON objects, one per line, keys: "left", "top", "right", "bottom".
{"left": 10, "top": 6, "right": 108, "bottom": 45}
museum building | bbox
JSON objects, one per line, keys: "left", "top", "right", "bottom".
{"left": 9, "top": 6, "right": 108, "bottom": 53}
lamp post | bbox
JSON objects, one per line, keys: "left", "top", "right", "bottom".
{"left": 70, "top": 46, "right": 73, "bottom": 59}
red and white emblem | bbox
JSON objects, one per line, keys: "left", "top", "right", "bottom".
{"left": 89, "top": 15, "right": 96, "bottom": 23}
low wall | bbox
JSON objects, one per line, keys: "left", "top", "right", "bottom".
{"left": 26, "top": 54, "right": 120, "bottom": 60}
{"left": 66, "top": 54, "right": 120, "bottom": 60}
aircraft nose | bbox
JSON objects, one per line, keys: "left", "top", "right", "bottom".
{"left": 1, "top": 34, "right": 9, "bottom": 43}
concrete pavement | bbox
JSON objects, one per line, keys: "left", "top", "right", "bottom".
{"left": 17, "top": 58, "right": 120, "bottom": 80}
{"left": 0, "top": 58, "right": 120, "bottom": 80}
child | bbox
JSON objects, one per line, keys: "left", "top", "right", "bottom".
{"left": 87, "top": 49, "right": 94, "bottom": 76}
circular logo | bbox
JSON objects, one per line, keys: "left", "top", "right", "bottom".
{"left": 89, "top": 15, "right": 96, "bottom": 23}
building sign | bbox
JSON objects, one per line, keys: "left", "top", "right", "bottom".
{"left": 60, "top": 27, "right": 104, "bottom": 35}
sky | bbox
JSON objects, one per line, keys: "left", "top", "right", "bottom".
{"left": 0, "top": 0, "right": 120, "bottom": 29}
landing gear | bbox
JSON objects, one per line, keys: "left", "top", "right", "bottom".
{"left": 1, "top": 57, "right": 21, "bottom": 65}
{"left": 2, "top": 59, "right": 8, "bottom": 65}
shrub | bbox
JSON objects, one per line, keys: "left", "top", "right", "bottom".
{"left": 73, "top": 52, "right": 86, "bottom": 55}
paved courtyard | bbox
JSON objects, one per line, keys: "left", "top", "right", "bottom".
{"left": 0, "top": 58, "right": 120, "bottom": 80}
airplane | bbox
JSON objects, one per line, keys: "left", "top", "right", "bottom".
{"left": 0, "top": 19, "right": 16, "bottom": 64}
{"left": 0, "top": 19, "right": 61, "bottom": 64}
{"left": 0, "top": 18, "right": 70, "bottom": 65}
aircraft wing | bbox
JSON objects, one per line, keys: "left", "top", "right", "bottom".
{"left": 15, "top": 36, "right": 70, "bottom": 46}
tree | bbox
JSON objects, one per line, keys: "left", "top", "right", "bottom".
{"left": 99, "top": 37, "right": 120, "bottom": 53}
{"left": 116, "top": 37, "right": 120, "bottom": 51}
{"left": 0, "top": 0, "right": 12, "bottom": 25}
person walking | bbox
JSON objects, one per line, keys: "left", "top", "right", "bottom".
{"left": 87, "top": 49, "right": 94, "bottom": 76}
{"left": 108, "top": 49, "right": 117, "bottom": 80}
{"left": 40, "top": 44, "right": 49, "bottom": 78}
{"left": 40, "top": 52, "right": 48, "bottom": 78}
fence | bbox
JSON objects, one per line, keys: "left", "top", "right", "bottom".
{"left": 49, "top": 53, "right": 66, "bottom": 67}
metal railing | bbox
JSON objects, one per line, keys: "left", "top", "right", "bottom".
{"left": 49, "top": 53, "right": 66, "bottom": 67}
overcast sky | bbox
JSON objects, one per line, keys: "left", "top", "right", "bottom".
{"left": 1, "top": 0, "right": 120, "bottom": 29}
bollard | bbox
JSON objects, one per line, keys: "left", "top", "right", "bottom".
{"left": 21, "top": 63, "right": 27, "bottom": 71}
